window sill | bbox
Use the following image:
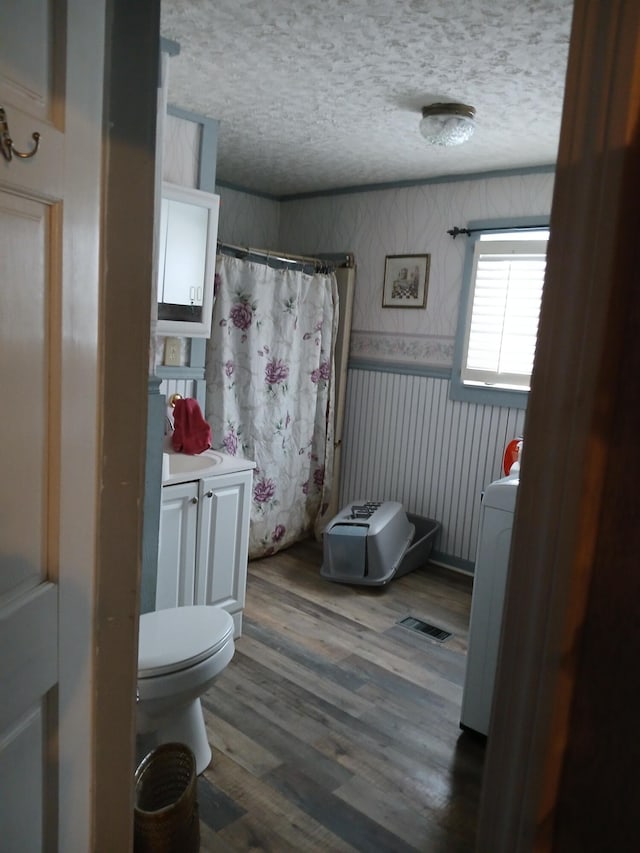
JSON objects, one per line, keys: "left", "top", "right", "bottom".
{"left": 449, "top": 376, "right": 529, "bottom": 409}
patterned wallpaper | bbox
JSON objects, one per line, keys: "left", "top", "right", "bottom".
{"left": 163, "top": 112, "right": 200, "bottom": 187}
{"left": 278, "top": 171, "right": 555, "bottom": 367}
{"left": 216, "top": 186, "right": 281, "bottom": 249}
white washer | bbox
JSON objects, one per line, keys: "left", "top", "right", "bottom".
{"left": 460, "top": 473, "right": 519, "bottom": 736}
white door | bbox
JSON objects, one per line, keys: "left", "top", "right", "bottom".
{"left": 0, "top": 2, "right": 106, "bottom": 850}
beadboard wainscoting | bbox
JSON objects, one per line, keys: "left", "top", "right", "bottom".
{"left": 340, "top": 368, "right": 526, "bottom": 570}
{"left": 158, "top": 374, "right": 204, "bottom": 410}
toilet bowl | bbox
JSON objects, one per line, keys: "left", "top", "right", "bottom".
{"left": 137, "top": 605, "right": 235, "bottom": 774}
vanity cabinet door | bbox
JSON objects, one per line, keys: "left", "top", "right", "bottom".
{"left": 157, "top": 481, "right": 199, "bottom": 609}
{"left": 195, "top": 470, "right": 253, "bottom": 636}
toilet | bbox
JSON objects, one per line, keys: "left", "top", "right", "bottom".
{"left": 137, "top": 605, "right": 235, "bottom": 774}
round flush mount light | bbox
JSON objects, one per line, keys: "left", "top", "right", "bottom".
{"left": 419, "top": 102, "right": 476, "bottom": 146}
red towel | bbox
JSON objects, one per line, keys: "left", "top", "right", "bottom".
{"left": 171, "top": 398, "right": 212, "bottom": 454}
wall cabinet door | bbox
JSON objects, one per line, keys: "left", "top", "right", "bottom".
{"left": 156, "top": 481, "right": 198, "bottom": 609}
{"left": 195, "top": 471, "right": 252, "bottom": 635}
{"left": 156, "top": 182, "right": 220, "bottom": 338}
{"left": 161, "top": 196, "right": 209, "bottom": 307}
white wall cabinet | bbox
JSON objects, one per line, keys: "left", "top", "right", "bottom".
{"left": 157, "top": 468, "right": 253, "bottom": 636}
{"left": 157, "top": 182, "right": 220, "bottom": 339}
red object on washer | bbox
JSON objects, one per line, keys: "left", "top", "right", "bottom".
{"left": 503, "top": 439, "right": 521, "bottom": 475}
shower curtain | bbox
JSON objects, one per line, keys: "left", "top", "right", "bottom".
{"left": 205, "top": 253, "right": 338, "bottom": 559}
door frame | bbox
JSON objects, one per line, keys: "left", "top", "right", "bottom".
{"left": 91, "top": 1, "right": 160, "bottom": 850}
{"left": 91, "top": 0, "right": 640, "bottom": 848}
{"left": 477, "top": 0, "right": 640, "bottom": 848}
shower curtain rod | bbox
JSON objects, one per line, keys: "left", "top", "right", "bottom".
{"left": 217, "top": 240, "right": 353, "bottom": 270}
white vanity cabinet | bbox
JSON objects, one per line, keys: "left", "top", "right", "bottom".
{"left": 156, "top": 458, "right": 254, "bottom": 637}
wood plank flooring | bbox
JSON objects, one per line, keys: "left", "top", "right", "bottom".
{"left": 198, "top": 538, "right": 485, "bottom": 852}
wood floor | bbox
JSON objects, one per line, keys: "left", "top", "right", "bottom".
{"left": 197, "top": 539, "right": 485, "bottom": 852}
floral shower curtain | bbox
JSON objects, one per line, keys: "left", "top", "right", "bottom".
{"left": 205, "top": 253, "right": 338, "bottom": 559}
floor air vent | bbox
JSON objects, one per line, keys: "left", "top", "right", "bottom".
{"left": 397, "top": 616, "right": 452, "bottom": 643}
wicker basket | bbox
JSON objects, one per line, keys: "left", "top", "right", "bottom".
{"left": 134, "top": 743, "right": 200, "bottom": 853}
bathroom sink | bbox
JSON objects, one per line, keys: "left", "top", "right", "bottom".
{"left": 161, "top": 445, "right": 256, "bottom": 484}
{"left": 163, "top": 450, "right": 223, "bottom": 482}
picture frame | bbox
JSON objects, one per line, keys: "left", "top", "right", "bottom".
{"left": 382, "top": 254, "right": 430, "bottom": 308}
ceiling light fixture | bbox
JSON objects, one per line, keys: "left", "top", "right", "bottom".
{"left": 419, "top": 102, "right": 476, "bottom": 146}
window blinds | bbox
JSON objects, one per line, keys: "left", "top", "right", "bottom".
{"left": 462, "top": 235, "right": 548, "bottom": 390}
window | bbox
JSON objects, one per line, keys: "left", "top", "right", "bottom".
{"left": 451, "top": 222, "right": 549, "bottom": 408}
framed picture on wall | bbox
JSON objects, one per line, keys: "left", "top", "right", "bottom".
{"left": 382, "top": 254, "right": 430, "bottom": 308}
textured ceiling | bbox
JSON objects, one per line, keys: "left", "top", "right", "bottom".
{"left": 161, "top": 0, "right": 573, "bottom": 197}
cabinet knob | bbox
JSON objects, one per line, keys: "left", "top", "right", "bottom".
{"left": 191, "top": 496, "right": 198, "bottom": 504}
{"left": 205, "top": 490, "right": 214, "bottom": 498}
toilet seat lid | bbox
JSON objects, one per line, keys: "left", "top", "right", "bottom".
{"left": 138, "top": 605, "right": 234, "bottom": 678}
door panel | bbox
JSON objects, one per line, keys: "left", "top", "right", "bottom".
{"left": 196, "top": 471, "right": 252, "bottom": 629}
{"left": 0, "top": 0, "right": 55, "bottom": 118}
{"left": 0, "top": 0, "right": 65, "bottom": 195}
{"left": 0, "top": 117, "right": 60, "bottom": 853}
{"left": 206, "top": 484, "right": 243, "bottom": 606}
{"left": 0, "top": 192, "right": 50, "bottom": 601}
{"left": 157, "top": 483, "right": 198, "bottom": 609}
{"left": 0, "top": 584, "right": 57, "bottom": 734}
{"left": 0, "top": 706, "right": 46, "bottom": 853}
